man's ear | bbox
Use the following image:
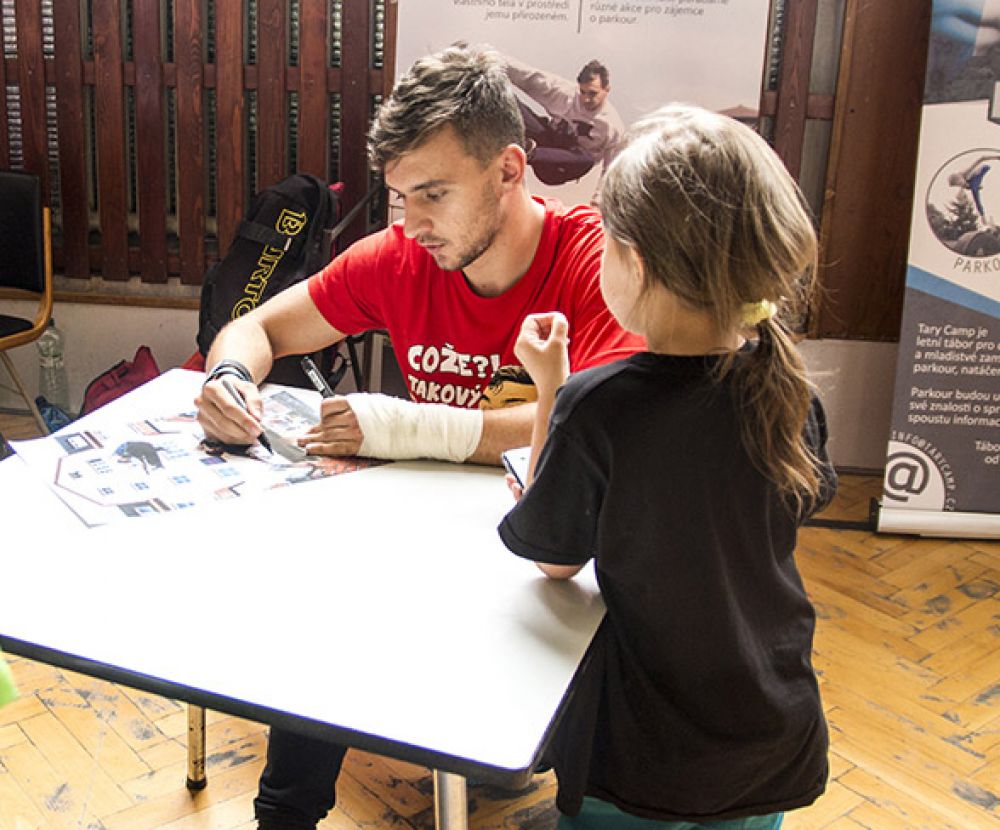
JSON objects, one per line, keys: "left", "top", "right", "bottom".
{"left": 497, "top": 143, "right": 527, "bottom": 188}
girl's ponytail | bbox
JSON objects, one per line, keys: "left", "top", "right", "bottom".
{"left": 734, "top": 314, "right": 822, "bottom": 515}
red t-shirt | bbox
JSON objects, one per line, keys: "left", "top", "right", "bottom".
{"left": 308, "top": 198, "right": 644, "bottom": 408}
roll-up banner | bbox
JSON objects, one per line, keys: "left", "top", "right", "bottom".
{"left": 394, "top": 0, "right": 772, "bottom": 209}
{"left": 879, "top": 1, "right": 1000, "bottom": 538}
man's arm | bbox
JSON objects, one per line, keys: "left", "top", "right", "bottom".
{"left": 196, "top": 280, "right": 347, "bottom": 446}
{"left": 468, "top": 403, "right": 537, "bottom": 466}
{"left": 504, "top": 56, "right": 575, "bottom": 116}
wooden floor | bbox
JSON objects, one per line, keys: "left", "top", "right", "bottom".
{"left": 1, "top": 411, "right": 998, "bottom": 830}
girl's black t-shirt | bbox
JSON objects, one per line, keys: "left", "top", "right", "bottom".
{"left": 499, "top": 351, "right": 837, "bottom": 822}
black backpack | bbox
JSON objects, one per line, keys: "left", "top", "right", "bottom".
{"left": 196, "top": 174, "right": 342, "bottom": 388}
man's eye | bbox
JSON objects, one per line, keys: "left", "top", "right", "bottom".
{"left": 426, "top": 190, "right": 446, "bottom": 202}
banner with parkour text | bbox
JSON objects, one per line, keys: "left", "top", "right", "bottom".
{"left": 879, "top": 1, "right": 1000, "bottom": 538}
{"left": 394, "top": 0, "right": 771, "bottom": 208}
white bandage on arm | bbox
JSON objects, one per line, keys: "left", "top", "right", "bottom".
{"left": 346, "top": 393, "right": 484, "bottom": 462}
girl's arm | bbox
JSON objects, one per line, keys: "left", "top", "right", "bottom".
{"left": 513, "top": 313, "right": 586, "bottom": 580}
{"left": 515, "top": 312, "right": 571, "bottom": 484}
{"left": 526, "top": 379, "right": 584, "bottom": 580}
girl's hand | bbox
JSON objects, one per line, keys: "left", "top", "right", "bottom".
{"left": 505, "top": 473, "right": 524, "bottom": 502}
{"left": 515, "top": 312, "right": 570, "bottom": 395}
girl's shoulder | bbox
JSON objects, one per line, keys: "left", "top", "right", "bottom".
{"left": 558, "top": 354, "right": 636, "bottom": 400}
{"left": 566, "top": 351, "right": 724, "bottom": 388}
{"left": 554, "top": 352, "right": 707, "bottom": 417}
{"left": 552, "top": 351, "right": 741, "bottom": 434}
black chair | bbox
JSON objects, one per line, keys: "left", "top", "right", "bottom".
{"left": 0, "top": 170, "right": 53, "bottom": 434}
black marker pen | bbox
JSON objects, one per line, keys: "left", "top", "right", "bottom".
{"left": 301, "top": 355, "right": 336, "bottom": 398}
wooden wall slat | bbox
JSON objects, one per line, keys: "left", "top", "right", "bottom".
{"left": 14, "top": 0, "right": 48, "bottom": 188}
{"left": 340, "top": 0, "right": 372, "bottom": 246}
{"left": 255, "top": 0, "right": 286, "bottom": 190}
{"left": 92, "top": 0, "right": 130, "bottom": 281}
{"left": 813, "top": 0, "right": 930, "bottom": 340}
{"left": 760, "top": 90, "right": 834, "bottom": 121}
{"left": 771, "top": 0, "right": 818, "bottom": 179}
{"left": 0, "top": 33, "right": 9, "bottom": 168}
{"left": 297, "top": 0, "right": 329, "bottom": 180}
{"left": 174, "top": 0, "right": 206, "bottom": 284}
{"left": 384, "top": 0, "right": 398, "bottom": 99}
{"left": 133, "top": 0, "right": 168, "bottom": 282}
{"left": 51, "top": 3, "right": 89, "bottom": 279}
{"left": 214, "top": 0, "right": 245, "bottom": 253}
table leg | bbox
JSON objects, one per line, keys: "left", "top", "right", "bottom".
{"left": 186, "top": 704, "right": 207, "bottom": 790}
{"left": 432, "top": 770, "right": 468, "bottom": 830}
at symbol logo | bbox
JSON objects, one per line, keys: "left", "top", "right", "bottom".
{"left": 884, "top": 450, "right": 930, "bottom": 503}
{"left": 275, "top": 208, "right": 306, "bottom": 236}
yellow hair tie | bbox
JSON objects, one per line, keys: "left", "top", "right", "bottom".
{"left": 741, "top": 300, "right": 778, "bottom": 326}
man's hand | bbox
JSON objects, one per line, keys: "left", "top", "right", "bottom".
{"left": 298, "top": 395, "right": 365, "bottom": 456}
{"left": 195, "top": 377, "right": 266, "bottom": 446}
{"left": 514, "top": 312, "right": 570, "bottom": 396}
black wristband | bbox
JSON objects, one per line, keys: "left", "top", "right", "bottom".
{"left": 204, "top": 358, "right": 254, "bottom": 386}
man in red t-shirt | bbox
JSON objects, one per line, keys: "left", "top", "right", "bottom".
{"left": 197, "top": 45, "right": 641, "bottom": 471}
{"left": 196, "top": 43, "right": 642, "bottom": 830}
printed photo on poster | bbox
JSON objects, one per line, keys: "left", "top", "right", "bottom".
{"left": 927, "top": 0, "right": 1000, "bottom": 104}
{"left": 926, "top": 148, "right": 1000, "bottom": 257}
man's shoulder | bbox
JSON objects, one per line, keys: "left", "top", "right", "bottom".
{"left": 337, "top": 221, "right": 429, "bottom": 268}
{"left": 541, "top": 197, "right": 603, "bottom": 236}
{"left": 313, "top": 221, "right": 438, "bottom": 299}
{"left": 538, "top": 199, "right": 604, "bottom": 271}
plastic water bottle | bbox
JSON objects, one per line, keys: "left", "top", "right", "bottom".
{"left": 37, "top": 318, "right": 70, "bottom": 411}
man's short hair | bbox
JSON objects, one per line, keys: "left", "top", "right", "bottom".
{"left": 577, "top": 60, "right": 610, "bottom": 88}
{"left": 368, "top": 43, "right": 525, "bottom": 171}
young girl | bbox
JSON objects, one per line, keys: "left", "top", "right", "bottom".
{"left": 499, "top": 104, "right": 837, "bottom": 829}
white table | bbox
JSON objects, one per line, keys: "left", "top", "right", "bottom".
{"left": 0, "top": 371, "right": 605, "bottom": 829}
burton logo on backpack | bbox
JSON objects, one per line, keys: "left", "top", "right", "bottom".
{"left": 231, "top": 207, "right": 309, "bottom": 319}
{"left": 196, "top": 174, "right": 342, "bottom": 387}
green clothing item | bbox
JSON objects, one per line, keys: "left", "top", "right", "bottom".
{"left": 0, "top": 650, "right": 18, "bottom": 707}
{"left": 557, "top": 798, "right": 784, "bottom": 830}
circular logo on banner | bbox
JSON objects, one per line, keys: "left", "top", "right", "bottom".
{"left": 927, "top": 149, "right": 1000, "bottom": 257}
{"left": 883, "top": 437, "right": 957, "bottom": 510}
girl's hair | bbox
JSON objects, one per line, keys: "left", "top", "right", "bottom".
{"left": 600, "top": 104, "right": 823, "bottom": 508}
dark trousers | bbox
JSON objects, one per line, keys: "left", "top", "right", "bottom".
{"left": 254, "top": 727, "right": 348, "bottom": 830}
{"left": 517, "top": 100, "right": 595, "bottom": 186}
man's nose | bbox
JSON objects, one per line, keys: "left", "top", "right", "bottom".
{"left": 402, "top": 205, "right": 429, "bottom": 239}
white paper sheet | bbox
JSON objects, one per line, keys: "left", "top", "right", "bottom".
{"left": 11, "top": 371, "right": 378, "bottom": 527}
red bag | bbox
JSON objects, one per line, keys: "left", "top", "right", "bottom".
{"left": 181, "top": 351, "right": 206, "bottom": 372}
{"left": 80, "top": 346, "right": 161, "bottom": 416}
